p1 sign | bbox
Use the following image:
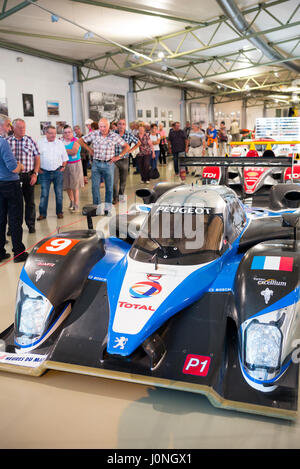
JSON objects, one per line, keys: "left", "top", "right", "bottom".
{"left": 182, "top": 354, "right": 211, "bottom": 377}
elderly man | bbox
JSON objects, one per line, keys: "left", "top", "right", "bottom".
{"left": 78, "top": 118, "right": 130, "bottom": 215}
{"left": 7, "top": 119, "right": 40, "bottom": 233}
{"left": 0, "top": 116, "right": 28, "bottom": 263}
{"left": 37, "top": 125, "right": 68, "bottom": 220}
{"left": 113, "top": 118, "right": 140, "bottom": 204}
{"left": 0, "top": 115, "right": 11, "bottom": 138}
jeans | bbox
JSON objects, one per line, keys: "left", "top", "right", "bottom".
{"left": 172, "top": 151, "right": 185, "bottom": 174}
{"left": 151, "top": 150, "right": 160, "bottom": 170}
{"left": 91, "top": 160, "right": 114, "bottom": 209}
{"left": 113, "top": 158, "right": 129, "bottom": 200}
{"left": 39, "top": 169, "right": 64, "bottom": 217}
{"left": 0, "top": 180, "right": 25, "bottom": 257}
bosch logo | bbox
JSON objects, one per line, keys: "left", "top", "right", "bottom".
{"left": 129, "top": 274, "right": 162, "bottom": 299}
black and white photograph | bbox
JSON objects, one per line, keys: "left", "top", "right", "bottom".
{"left": 22, "top": 93, "right": 34, "bottom": 117}
{"left": 88, "top": 91, "right": 125, "bottom": 122}
{"left": 0, "top": 97, "right": 8, "bottom": 116}
{"left": 40, "top": 121, "right": 51, "bottom": 135}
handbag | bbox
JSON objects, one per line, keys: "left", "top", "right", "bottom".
{"left": 149, "top": 167, "right": 160, "bottom": 179}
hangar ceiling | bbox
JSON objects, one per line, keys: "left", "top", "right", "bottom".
{"left": 0, "top": 0, "right": 299, "bottom": 105}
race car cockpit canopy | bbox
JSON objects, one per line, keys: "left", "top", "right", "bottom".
{"left": 130, "top": 185, "right": 246, "bottom": 266}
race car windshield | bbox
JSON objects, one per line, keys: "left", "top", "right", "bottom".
{"left": 130, "top": 205, "right": 225, "bottom": 266}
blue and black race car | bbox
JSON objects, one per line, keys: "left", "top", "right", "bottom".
{"left": 1, "top": 181, "right": 300, "bottom": 420}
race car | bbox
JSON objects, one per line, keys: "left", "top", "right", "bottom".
{"left": 1, "top": 181, "right": 300, "bottom": 420}
{"left": 200, "top": 140, "right": 300, "bottom": 199}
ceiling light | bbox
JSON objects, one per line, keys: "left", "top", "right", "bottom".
{"left": 158, "top": 51, "right": 165, "bottom": 59}
{"left": 84, "top": 31, "right": 94, "bottom": 39}
{"left": 245, "top": 84, "right": 250, "bottom": 90}
{"left": 199, "top": 78, "right": 204, "bottom": 83}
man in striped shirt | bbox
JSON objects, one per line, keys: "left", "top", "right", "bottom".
{"left": 7, "top": 119, "right": 40, "bottom": 233}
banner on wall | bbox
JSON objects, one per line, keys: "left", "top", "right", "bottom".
{"left": 88, "top": 92, "right": 125, "bottom": 123}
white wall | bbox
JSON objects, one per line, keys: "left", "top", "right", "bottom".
{"left": 0, "top": 48, "right": 74, "bottom": 141}
{"left": 214, "top": 100, "right": 243, "bottom": 129}
{"left": 134, "top": 86, "right": 181, "bottom": 132}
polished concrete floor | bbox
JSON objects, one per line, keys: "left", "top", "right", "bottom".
{"left": 1, "top": 160, "right": 300, "bottom": 449}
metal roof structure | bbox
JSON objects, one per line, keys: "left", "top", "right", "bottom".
{"left": 0, "top": 0, "right": 299, "bottom": 106}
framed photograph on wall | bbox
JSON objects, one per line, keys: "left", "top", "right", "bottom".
{"left": 47, "top": 101, "right": 59, "bottom": 116}
{"left": 0, "top": 97, "right": 8, "bottom": 116}
{"left": 40, "top": 121, "right": 51, "bottom": 135}
{"left": 22, "top": 94, "right": 34, "bottom": 117}
{"left": 56, "top": 121, "right": 66, "bottom": 135}
{"left": 88, "top": 92, "right": 125, "bottom": 122}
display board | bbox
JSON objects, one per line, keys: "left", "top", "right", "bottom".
{"left": 255, "top": 117, "right": 300, "bottom": 140}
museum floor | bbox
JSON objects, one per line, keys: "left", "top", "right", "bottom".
{"left": 0, "top": 161, "right": 300, "bottom": 449}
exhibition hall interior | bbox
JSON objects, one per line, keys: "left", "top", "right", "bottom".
{"left": 1, "top": 0, "right": 300, "bottom": 450}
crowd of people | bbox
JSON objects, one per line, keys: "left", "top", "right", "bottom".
{"left": 0, "top": 112, "right": 240, "bottom": 264}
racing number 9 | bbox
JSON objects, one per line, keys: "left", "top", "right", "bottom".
{"left": 37, "top": 238, "right": 80, "bottom": 256}
{"left": 46, "top": 239, "right": 72, "bottom": 252}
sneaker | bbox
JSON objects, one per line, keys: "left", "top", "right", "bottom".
{"left": 73, "top": 205, "right": 80, "bottom": 213}
{"left": 0, "top": 253, "right": 11, "bottom": 262}
{"left": 14, "top": 252, "right": 28, "bottom": 263}
{"left": 146, "top": 180, "right": 150, "bottom": 184}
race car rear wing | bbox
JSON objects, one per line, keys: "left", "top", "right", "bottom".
{"left": 230, "top": 140, "right": 300, "bottom": 151}
{"left": 179, "top": 155, "right": 299, "bottom": 169}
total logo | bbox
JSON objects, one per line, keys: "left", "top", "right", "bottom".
{"left": 118, "top": 301, "right": 156, "bottom": 311}
{"left": 129, "top": 274, "right": 162, "bottom": 299}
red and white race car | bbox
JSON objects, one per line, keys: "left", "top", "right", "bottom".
{"left": 201, "top": 140, "right": 300, "bottom": 198}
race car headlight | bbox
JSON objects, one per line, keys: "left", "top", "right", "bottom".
{"left": 15, "top": 280, "right": 53, "bottom": 345}
{"left": 244, "top": 320, "right": 282, "bottom": 372}
{"left": 19, "top": 297, "right": 51, "bottom": 337}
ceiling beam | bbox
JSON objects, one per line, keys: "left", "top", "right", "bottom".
{"left": 83, "top": 0, "right": 291, "bottom": 63}
{"left": 0, "top": 27, "right": 108, "bottom": 45}
{"left": 0, "top": 37, "right": 83, "bottom": 66}
{"left": 70, "top": 0, "right": 205, "bottom": 25}
{"left": 0, "top": 0, "right": 37, "bottom": 21}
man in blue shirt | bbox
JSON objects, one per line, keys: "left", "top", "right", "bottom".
{"left": 0, "top": 117, "right": 28, "bottom": 263}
